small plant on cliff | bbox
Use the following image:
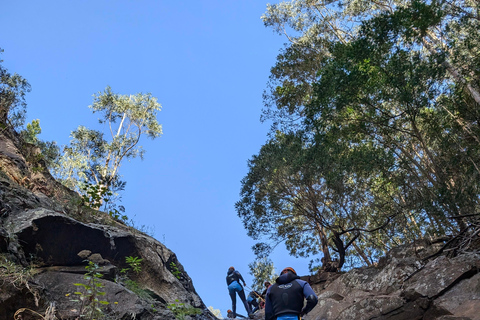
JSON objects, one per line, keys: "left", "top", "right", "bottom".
{"left": 117, "top": 256, "right": 152, "bottom": 301}
{"left": 169, "top": 262, "right": 182, "bottom": 279}
{"left": 70, "top": 261, "right": 109, "bottom": 319}
{"left": 118, "top": 255, "right": 143, "bottom": 281}
{"left": 125, "top": 256, "right": 143, "bottom": 274}
{"left": 167, "top": 299, "right": 202, "bottom": 320}
{"left": 0, "top": 254, "right": 36, "bottom": 289}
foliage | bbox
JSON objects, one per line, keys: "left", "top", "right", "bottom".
{"left": 70, "top": 261, "right": 110, "bottom": 319}
{"left": 166, "top": 299, "right": 202, "bottom": 320}
{"left": 120, "top": 256, "right": 143, "bottom": 275}
{"left": 0, "top": 48, "right": 31, "bottom": 129}
{"left": 21, "top": 119, "right": 41, "bottom": 144}
{"left": 20, "top": 119, "right": 61, "bottom": 171}
{"left": 207, "top": 306, "right": 222, "bottom": 319}
{"left": 0, "top": 254, "right": 36, "bottom": 289}
{"left": 116, "top": 256, "right": 154, "bottom": 301}
{"left": 239, "top": 0, "right": 480, "bottom": 270}
{"left": 52, "top": 86, "right": 162, "bottom": 198}
{"left": 169, "top": 262, "right": 182, "bottom": 279}
{"left": 80, "top": 182, "right": 127, "bottom": 222}
{"left": 248, "top": 257, "right": 278, "bottom": 293}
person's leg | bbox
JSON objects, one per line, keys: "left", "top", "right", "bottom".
{"left": 238, "top": 289, "right": 252, "bottom": 315}
{"left": 251, "top": 299, "right": 259, "bottom": 313}
{"left": 229, "top": 289, "right": 237, "bottom": 317}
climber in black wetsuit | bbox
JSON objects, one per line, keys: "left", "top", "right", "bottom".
{"left": 264, "top": 267, "right": 318, "bottom": 320}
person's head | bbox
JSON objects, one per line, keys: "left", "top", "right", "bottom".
{"left": 228, "top": 266, "right": 235, "bottom": 271}
{"left": 280, "top": 267, "right": 297, "bottom": 275}
{"left": 264, "top": 281, "right": 271, "bottom": 287}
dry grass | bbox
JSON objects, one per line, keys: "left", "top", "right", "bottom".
{"left": 14, "top": 303, "right": 57, "bottom": 320}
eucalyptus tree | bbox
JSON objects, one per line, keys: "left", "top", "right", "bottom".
{"left": 54, "top": 86, "right": 162, "bottom": 198}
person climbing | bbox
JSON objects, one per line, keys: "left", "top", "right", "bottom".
{"left": 264, "top": 267, "right": 318, "bottom": 320}
{"left": 259, "top": 281, "right": 271, "bottom": 309}
{"left": 261, "top": 281, "right": 271, "bottom": 298}
{"left": 226, "top": 266, "right": 253, "bottom": 318}
{"left": 247, "top": 290, "right": 261, "bottom": 314}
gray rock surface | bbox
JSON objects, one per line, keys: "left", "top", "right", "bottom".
{"left": 306, "top": 246, "right": 480, "bottom": 320}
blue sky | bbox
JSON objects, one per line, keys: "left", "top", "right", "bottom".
{"left": 1, "top": 1, "right": 315, "bottom": 317}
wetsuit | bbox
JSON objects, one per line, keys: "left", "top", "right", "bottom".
{"left": 226, "top": 269, "right": 252, "bottom": 317}
{"left": 264, "top": 272, "right": 318, "bottom": 320}
{"left": 247, "top": 291, "right": 260, "bottom": 313}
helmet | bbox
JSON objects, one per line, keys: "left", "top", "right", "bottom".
{"left": 281, "top": 267, "right": 297, "bottom": 275}
{"left": 228, "top": 266, "right": 235, "bottom": 271}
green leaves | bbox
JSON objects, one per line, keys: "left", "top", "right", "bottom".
{"left": 167, "top": 299, "right": 202, "bottom": 320}
{"left": 0, "top": 49, "right": 31, "bottom": 129}
{"left": 169, "top": 262, "right": 182, "bottom": 279}
{"left": 69, "top": 261, "right": 110, "bottom": 319}
{"left": 244, "top": 0, "right": 480, "bottom": 269}
{"left": 125, "top": 256, "right": 143, "bottom": 274}
{"left": 248, "top": 257, "right": 278, "bottom": 292}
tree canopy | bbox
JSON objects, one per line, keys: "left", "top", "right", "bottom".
{"left": 237, "top": 0, "right": 480, "bottom": 270}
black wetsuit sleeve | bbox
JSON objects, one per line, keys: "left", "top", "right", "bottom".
{"left": 301, "top": 282, "right": 318, "bottom": 315}
{"left": 236, "top": 271, "right": 246, "bottom": 284}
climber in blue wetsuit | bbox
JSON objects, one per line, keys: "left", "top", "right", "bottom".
{"left": 226, "top": 266, "right": 253, "bottom": 318}
{"left": 264, "top": 267, "right": 318, "bottom": 320}
{"left": 247, "top": 290, "right": 260, "bottom": 314}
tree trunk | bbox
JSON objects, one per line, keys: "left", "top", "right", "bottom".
{"left": 315, "top": 222, "right": 332, "bottom": 266}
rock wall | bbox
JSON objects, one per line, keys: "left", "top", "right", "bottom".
{"left": 0, "top": 127, "right": 216, "bottom": 319}
{"left": 305, "top": 241, "right": 480, "bottom": 320}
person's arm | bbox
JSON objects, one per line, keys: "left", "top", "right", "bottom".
{"left": 300, "top": 281, "right": 318, "bottom": 316}
{"left": 236, "top": 271, "right": 247, "bottom": 286}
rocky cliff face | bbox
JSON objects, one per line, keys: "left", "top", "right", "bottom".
{"left": 247, "top": 241, "right": 479, "bottom": 320}
{"left": 303, "top": 241, "right": 480, "bottom": 320}
{"left": 0, "top": 127, "right": 216, "bottom": 319}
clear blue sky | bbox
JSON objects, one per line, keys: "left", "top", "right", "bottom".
{"left": 1, "top": 1, "right": 314, "bottom": 317}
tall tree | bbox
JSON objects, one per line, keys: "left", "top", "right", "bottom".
{"left": 54, "top": 86, "right": 162, "bottom": 197}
